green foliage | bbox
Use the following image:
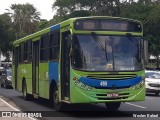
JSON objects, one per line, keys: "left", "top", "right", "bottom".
{"left": 68, "top": 10, "right": 91, "bottom": 18}
{"left": 48, "top": 15, "right": 65, "bottom": 26}
{"left": 53, "top": 0, "right": 121, "bottom": 18}
{"left": 52, "top": 0, "right": 160, "bottom": 68}
{"left": 0, "top": 14, "right": 16, "bottom": 60}
{"left": 0, "top": 3, "right": 40, "bottom": 60}
{"left": 7, "top": 3, "right": 41, "bottom": 39}
{"left": 1, "top": 0, "right": 160, "bottom": 64}
{"left": 120, "top": 0, "right": 160, "bottom": 68}
{"left": 37, "top": 19, "right": 49, "bottom": 31}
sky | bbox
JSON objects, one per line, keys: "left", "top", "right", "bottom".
{"left": 0, "top": 0, "right": 55, "bottom": 20}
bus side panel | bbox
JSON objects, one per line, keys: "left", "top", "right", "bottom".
{"left": 45, "top": 63, "right": 49, "bottom": 99}
{"left": 70, "top": 68, "right": 90, "bottom": 103}
{"left": 25, "top": 64, "right": 32, "bottom": 94}
{"left": 39, "top": 62, "right": 48, "bottom": 99}
{"left": 17, "top": 64, "right": 24, "bottom": 92}
{"left": 49, "top": 62, "right": 58, "bottom": 84}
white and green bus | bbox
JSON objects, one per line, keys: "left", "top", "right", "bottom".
{"left": 12, "top": 16, "right": 146, "bottom": 111}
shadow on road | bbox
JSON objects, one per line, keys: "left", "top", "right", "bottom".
{"left": 0, "top": 87, "right": 148, "bottom": 119}
{"left": 17, "top": 96, "right": 106, "bottom": 111}
{"left": 15, "top": 96, "right": 133, "bottom": 117}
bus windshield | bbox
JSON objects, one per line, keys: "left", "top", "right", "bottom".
{"left": 72, "top": 34, "right": 143, "bottom": 71}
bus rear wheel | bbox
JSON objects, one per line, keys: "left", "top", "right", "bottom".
{"left": 52, "top": 87, "right": 65, "bottom": 111}
{"left": 105, "top": 102, "right": 121, "bottom": 111}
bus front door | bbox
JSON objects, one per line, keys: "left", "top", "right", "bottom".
{"left": 61, "top": 32, "right": 70, "bottom": 101}
{"left": 32, "top": 41, "right": 39, "bottom": 96}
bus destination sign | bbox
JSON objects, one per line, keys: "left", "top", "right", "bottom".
{"left": 74, "top": 19, "right": 142, "bottom": 32}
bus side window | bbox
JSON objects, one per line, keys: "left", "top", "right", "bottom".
{"left": 21, "top": 43, "right": 25, "bottom": 63}
{"left": 49, "top": 30, "right": 60, "bottom": 61}
{"left": 24, "top": 42, "right": 28, "bottom": 62}
{"left": 18, "top": 44, "right": 21, "bottom": 64}
{"left": 26, "top": 40, "right": 32, "bottom": 63}
{"left": 40, "top": 34, "right": 50, "bottom": 62}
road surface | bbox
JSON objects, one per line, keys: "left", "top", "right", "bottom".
{"left": 0, "top": 87, "right": 159, "bottom": 120}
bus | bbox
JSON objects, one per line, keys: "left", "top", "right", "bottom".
{"left": 12, "top": 16, "right": 146, "bottom": 111}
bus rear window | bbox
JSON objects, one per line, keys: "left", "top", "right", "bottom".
{"left": 74, "top": 19, "right": 142, "bottom": 32}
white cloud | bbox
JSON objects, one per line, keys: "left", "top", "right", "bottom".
{"left": 0, "top": 0, "right": 55, "bottom": 20}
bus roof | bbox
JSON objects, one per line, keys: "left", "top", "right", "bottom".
{"left": 13, "top": 16, "right": 141, "bottom": 45}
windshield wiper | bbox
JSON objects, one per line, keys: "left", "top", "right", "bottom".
{"left": 126, "top": 33, "right": 139, "bottom": 46}
{"left": 104, "top": 39, "right": 108, "bottom": 62}
{"left": 126, "top": 33, "right": 142, "bottom": 62}
{"left": 91, "top": 32, "right": 104, "bottom": 49}
{"left": 91, "top": 32, "right": 108, "bottom": 62}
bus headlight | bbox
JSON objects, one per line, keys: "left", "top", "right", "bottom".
{"left": 81, "top": 84, "right": 86, "bottom": 89}
{"left": 74, "top": 80, "right": 80, "bottom": 85}
{"left": 74, "top": 80, "right": 92, "bottom": 91}
{"left": 132, "top": 80, "right": 144, "bottom": 90}
{"left": 87, "top": 86, "right": 92, "bottom": 91}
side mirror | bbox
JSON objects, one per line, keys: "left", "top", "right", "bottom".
{"left": 144, "top": 40, "right": 149, "bottom": 64}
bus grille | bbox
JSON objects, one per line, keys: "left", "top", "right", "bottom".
{"left": 94, "top": 86, "right": 130, "bottom": 89}
{"left": 86, "top": 74, "right": 137, "bottom": 80}
{"left": 96, "top": 93, "right": 130, "bottom": 100}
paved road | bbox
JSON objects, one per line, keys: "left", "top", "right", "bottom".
{"left": 0, "top": 87, "right": 159, "bottom": 120}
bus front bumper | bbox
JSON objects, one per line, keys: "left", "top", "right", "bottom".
{"left": 70, "top": 85, "right": 145, "bottom": 103}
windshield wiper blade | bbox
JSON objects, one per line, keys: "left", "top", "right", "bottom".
{"left": 91, "top": 32, "right": 104, "bottom": 49}
{"left": 104, "top": 39, "right": 108, "bottom": 62}
{"left": 126, "top": 33, "right": 138, "bottom": 46}
{"left": 126, "top": 33, "right": 142, "bottom": 62}
{"left": 91, "top": 32, "right": 108, "bottom": 62}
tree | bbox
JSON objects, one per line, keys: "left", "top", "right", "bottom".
{"left": 52, "top": 0, "right": 160, "bottom": 68}
{"left": 67, "top": 10, "right": 91, "bottom": 18}
{"left": 6, "top": 3, "right": 41, "bottom": 39}
{"left": 52, "top": 0, "right": 122, "bottom": 19}
{"left": 37, "top": 19, "right": 49, "bottom": 31}
{"left": 0, "top": 14, "right": 15, "bottom": 61}
{"left": 120, "top": 0, "right": 160, "bottom": 68}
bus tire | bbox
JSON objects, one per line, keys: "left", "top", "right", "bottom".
{"left": 105, "top": 102, "right": 121, "bottom": 111}
{"left": 22, "top": 80, "right": 30, "bottom": 101}
{"left": 52, "top": 86, "right": 65, "bottom": 111}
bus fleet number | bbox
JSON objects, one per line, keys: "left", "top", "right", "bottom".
{"left": 100, "top": 81, "right": 107, "bottom": 86}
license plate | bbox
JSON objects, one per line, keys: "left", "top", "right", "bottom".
{"left": 107, "top": 93, "right": 119, "bottom": 98}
